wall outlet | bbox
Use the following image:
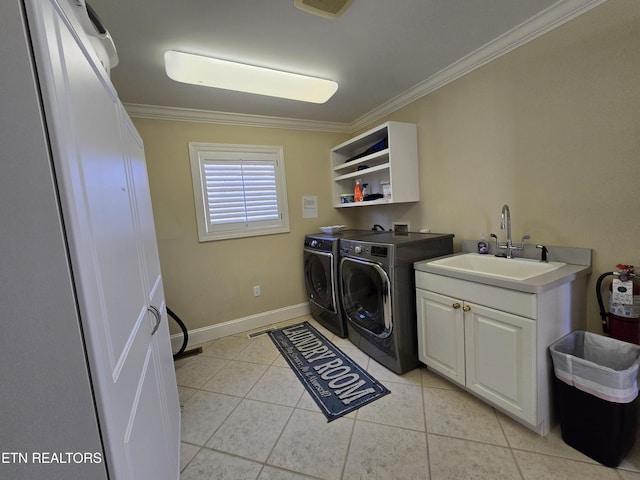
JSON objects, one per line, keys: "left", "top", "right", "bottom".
{"left": 253, "top": 285, "right": 261, "bottom": 297}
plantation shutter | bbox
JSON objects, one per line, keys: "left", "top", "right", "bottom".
{"left": 203, "top": 158, "right": 280, "bottom": 229}
{"left": 189, "top": 143, "right": 290, "bottom": 241}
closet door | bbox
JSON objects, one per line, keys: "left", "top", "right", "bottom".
{"left": 25, "top": 1, "right": 179, "bottom": 478}
{"left": 122, "top": 111, "right": 181, "bottom": 476}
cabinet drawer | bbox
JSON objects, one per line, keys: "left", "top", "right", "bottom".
{"left": 415, "top": 271, "right": 536, "bottom": 319}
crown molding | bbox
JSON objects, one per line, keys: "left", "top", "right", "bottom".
{"left": 125, "top": 0, "right": 606, "bottom": 135}
{"left": 124, "top": 103, "right": 351, "bottom": 133}
{"left": 350, "top": 0, "right": 608, "bottom": 131}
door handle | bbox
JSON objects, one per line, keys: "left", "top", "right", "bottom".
{"left": 463, "top": 305, "right": 471, "bottom": 312}
{"left": 148, "top": 305, "right": 161, "bottom": 335}
{"left": 452, "top": 302, "right": 461, "bottom": 309}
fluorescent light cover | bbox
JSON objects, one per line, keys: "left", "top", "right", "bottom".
{"left": 164, "top": 50, "right": 338, "bottom": 104}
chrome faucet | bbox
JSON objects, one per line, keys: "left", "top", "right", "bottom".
{"left": 501, "top": 204, "right": 511, "bottom": 246}
{"left": 490, "top": 204, "right": 530, "bottom": 259}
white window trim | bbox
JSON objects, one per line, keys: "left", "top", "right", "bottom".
{"left": 189, "top": 142, "right": 290, "bottom": 242}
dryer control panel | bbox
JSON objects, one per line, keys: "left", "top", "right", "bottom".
{"left": 304, "top": 237, "right": 333, "bottom": 252}
{"left": 340, "top": 240, "right": 389, "bottom": 261}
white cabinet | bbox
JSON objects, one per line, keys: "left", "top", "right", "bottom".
{"left": 466, "top": 303, "right": 535, "bottom": 423}
{"left": 416, "top": 290, "right": 466, "bottom": 385}
{"left": 415, "top": 271, "right": 585, "bottom": 435}
{"left": 416, "top": 289, "right": 536, "bottom": 424}
{"left": 331, "top": 121, "right": 419, "bottom": 207}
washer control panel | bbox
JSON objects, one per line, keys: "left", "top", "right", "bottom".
{"left": 341, "top": 241, "right": 388, "bottom": 259}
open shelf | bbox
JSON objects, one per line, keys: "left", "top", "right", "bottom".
{"left": 331, "top": 121, "right": 419, "bottom": 208}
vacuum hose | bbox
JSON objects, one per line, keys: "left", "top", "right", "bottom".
{"left": 167, "top": 307, "right": 188, "bottom": 360}
{"left": 596, "top": 272, "right": 615, "bottom": 334}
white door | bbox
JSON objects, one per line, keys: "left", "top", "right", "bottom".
{"left": 465, "top": 303, "right": 536, "bottom": 424}
{"left": 416, "top": 290, "right": 466, "bottom": 386}
{"left": 26, "top": 1, "right": 179, "bottom": 478}
{"left": 122, "top": 113, "right": 181, "bottom": 475}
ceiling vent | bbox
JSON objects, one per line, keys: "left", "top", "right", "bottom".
{"left": 294, "top": 0, "right": 353, "bottom": 18}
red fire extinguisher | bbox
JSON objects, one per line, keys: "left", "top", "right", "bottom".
{"left": 597, "top": 264, "right": 640, "bottom": 344}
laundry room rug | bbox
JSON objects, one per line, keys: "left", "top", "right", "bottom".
{"left": 268, "top": 321, "right": 390, "bottom": 422}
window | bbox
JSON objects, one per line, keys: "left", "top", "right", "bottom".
{"left": 189, "top": 143, "right": 290, "bottom": 241}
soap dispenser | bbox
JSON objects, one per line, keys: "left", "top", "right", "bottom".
{"left": 354, "top": 179, "right": 364, "bottom": 202}
{"left": 477, "top": 235, "right": 489, "bottom": 254}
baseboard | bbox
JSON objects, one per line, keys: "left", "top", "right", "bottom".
{"left": 170, "top": 303, "right": 311, "bottom": 350}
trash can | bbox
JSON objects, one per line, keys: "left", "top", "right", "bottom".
{"left": 549, "top": 331, "right": 640, "bottom": 467}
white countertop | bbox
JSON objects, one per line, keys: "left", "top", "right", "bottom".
{"left": 414, "top": 242, "right": 592, "bottom": 294}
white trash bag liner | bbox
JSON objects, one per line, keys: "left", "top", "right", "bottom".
{"left": 550, "top": 331, "right": 640, "bottom": 403}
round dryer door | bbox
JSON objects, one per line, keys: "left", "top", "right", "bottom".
{"left": 304, "top": 249, "right": 337, "bottom": 313}
{"left": 340, "top": 257, "right": 392, "bottom": 338}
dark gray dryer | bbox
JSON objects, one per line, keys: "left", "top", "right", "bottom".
{"left": 340, "top": 232, "right": 454, "bottom": 373}
{"left": 303, "top": 230, "right": 372, "bottom": 337}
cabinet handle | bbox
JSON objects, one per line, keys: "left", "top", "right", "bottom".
{"left": 148, "top": 305, "right": 161, "bottom": 335}
{"left": 463, "top": 305, "right": 471, "bottom": 312}
{"left": 452, "top": 302, "right": 461, "bottom": 309}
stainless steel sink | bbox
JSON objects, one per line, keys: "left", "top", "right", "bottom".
{"left": 427, "top": 253, "right": 566, "bottom": 281}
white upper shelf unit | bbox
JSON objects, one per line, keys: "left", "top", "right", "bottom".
{"left": 331, "top": 121, "right": 419, "bottom": 208}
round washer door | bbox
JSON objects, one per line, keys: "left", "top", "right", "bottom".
{"left": 304, "top": 249, "right": 337, "bottom": 313}
{"left": 340, "top": 257, "right": 392, "bottom": 338}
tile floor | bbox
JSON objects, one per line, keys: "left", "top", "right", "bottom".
{"left": 175, "top": 315, "right": 640, "bottom": 480}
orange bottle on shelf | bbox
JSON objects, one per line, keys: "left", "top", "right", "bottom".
{"left": 354, "top": 180, "right": 364, "bottom": 202}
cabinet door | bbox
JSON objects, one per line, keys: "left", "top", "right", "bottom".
{"left": 465, "top": 304, "right": 536, "bottom": 424}
{"left": 416, "top": 290, "right": 465, "bottom": 386}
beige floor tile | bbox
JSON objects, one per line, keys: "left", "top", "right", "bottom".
{"left": 174, "top": 315, "right": 640, "bottom": 479}
{"left": 180, "top": 390, "right": 241, "bottom": 445}
{"left": 180, "top": 448, "right": 262, "bottom": 480}
{"left": 498, "top": 413, "right": 596, "bottom": 463}
{"left": 201, "top": 359, "right": 269, "bottom": 397}
{"left": 273, "top": 354, "right": 290, "bottom": 367}
{"left": 201, "top": 335, "right": 252, "bottom": 359}
{"left": 339, "top": 346, "right": 371, "bottom": 370}
{"left": 420, "top": 367, "right": 458, "bottom": 390}
{"left": 258, "top": 465, "right": 320, "bottom": 479}
{"left": 180, "top": 442, "right": 200, "bottom": 472}
{"left": 356, "top": 382, "right": 425, "bottom": 431}
{"left": 424, "top": 387, "right": 507, "bottom": 445}
{"left": 367, "top": 360, "right": 422, "bottom": 386}
{"left": 330, "top": 335, "right": 357, "bottom": 351}
{"left": 246, "top": 365, "right": 305, "bottom": 407}
{"left": 239, "top": 335, "right": 281, "bottom": 364}
{"left": 174, "top": 355, "right": 228, "bottom": 388}
{"left": 268, "top": 409, "right": 354, "bottom": 480}
{"left": 343, "top": 421, "right": 429, "bottom": 479}
{"left": 295, "top": 389, "right": 323, "bottom": 413}
{"left": 177, "top": 385, "right": 197, "bottom": 405}
{"left": 173, "top": 355, "right": 193, "bottom": 369}
{"left": 206, "top": 398, "right": 292, "bottom": 462}
{"left": 514, "top": 450, "right": 622, "bottom": 480}
{"left": 428, "top": 434, "right": 522, "bottom": 480}
{"left": 619, "top": 470, "right": 640, "bottom": 480}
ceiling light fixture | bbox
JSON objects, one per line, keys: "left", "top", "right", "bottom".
{"left": 294, "top": 0, "right": 354, "bottom": 18}
{"left": 164, "top": 50, "right": 338, "bottom": 104}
